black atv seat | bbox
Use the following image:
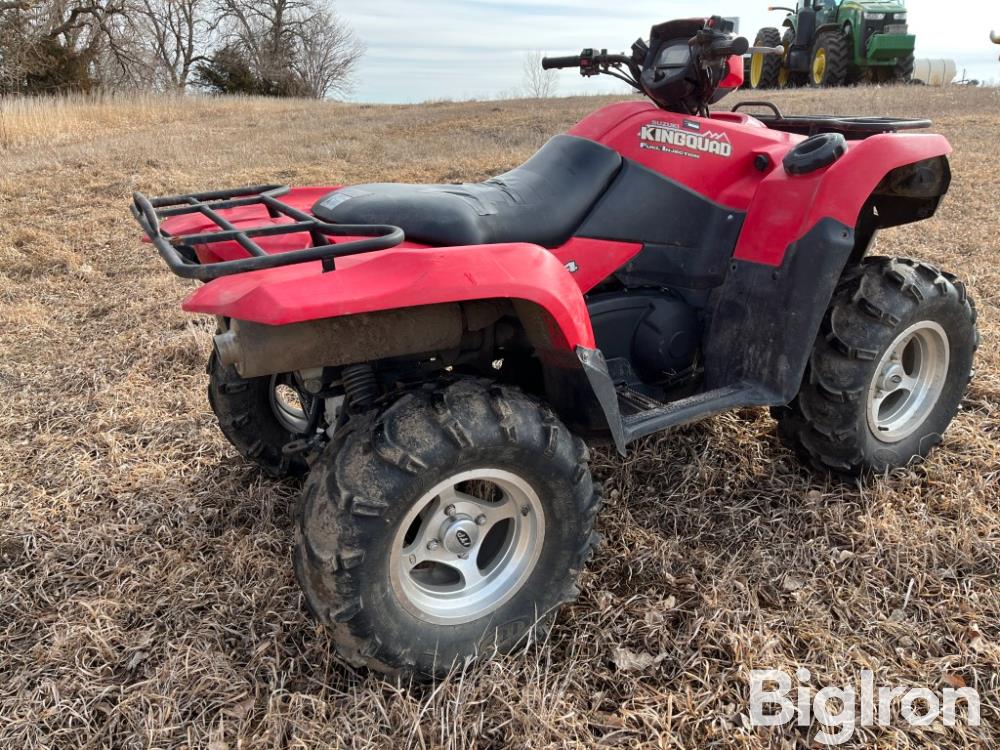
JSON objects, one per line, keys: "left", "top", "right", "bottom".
{"left": 311, "top": 135, "right": 622, "bottom": 248}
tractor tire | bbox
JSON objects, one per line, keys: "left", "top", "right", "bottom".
{"left": 893, "top": 53, "right": 915, "bottom": 83}
{"left": 779, "top": 28, "right": 807, "bottom": 88}
{"left": 773, "top": 258, "right": 978, "bottom": 476}
{"left": 295, "top": 379, "right": 601, "bottom": 677}
{"left": 750, "top": 28, "right": 783, "bottom": 89}
{"left": 207, "top": 352, "right": 312, "bottom": 478}
{"left": 809, "top": 31, "right": 849, "bottom": 87}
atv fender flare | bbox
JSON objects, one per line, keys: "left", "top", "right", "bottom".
{"left": 183, "top": 242, "right": 597, "bottom": 351}
{"left": 734, "top": 132, "right": 951, "bottom": 266}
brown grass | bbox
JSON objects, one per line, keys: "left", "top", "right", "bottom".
{"left": 1, "top": 86, "right": 998, "bottom": 749}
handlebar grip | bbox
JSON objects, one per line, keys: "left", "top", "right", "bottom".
{"left": 541, "top": 55, "right": 582, "bottom": 70}
{"left": 710, "top": 36, "right": 749, "bottom": 58}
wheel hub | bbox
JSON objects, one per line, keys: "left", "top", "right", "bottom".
{"left": 877, "top": 362, "right": 907, "bottom": 392}
{"left": 389, "top": 468, "right": 545, "bottom": 624}
{"left": 866, "top": 321, "right": 950, "bottom": 443}
{"left": 813, "top": 49, "right": 827, "bottom": 84}
{"left": 441, "top": 516, "right": 480, "bottom": 554}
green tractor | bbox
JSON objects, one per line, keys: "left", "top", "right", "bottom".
{"left": 749, "top": 1, "right": 915, "bottom": 88}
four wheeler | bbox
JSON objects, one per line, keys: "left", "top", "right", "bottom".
{"left": 132, "top": 16, "right": 978, "bottom": 677}
{"left": 750, "top": 0, "right": 915, "bottom": 88}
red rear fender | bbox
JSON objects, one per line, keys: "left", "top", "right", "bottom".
{"left": 182, "top": 242, "right": 639, "bottom": 351}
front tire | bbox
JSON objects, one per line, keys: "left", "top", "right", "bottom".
{"left": 893, "top": 53, "right": 915, "bottom": 83}
{"left": 295, "top": 379, "right": 600, "bottom": 677}
{"left": 779, "top": 28, "right": 807, "bottom": 88}
{"left": 774, "top": 258, "right": 978, "bottom": 475}
{"left": 750, "top": 28, "right": 783, "bottom": 89}
{"left": 810, "top": 31, "right": 849, "bottom": 87}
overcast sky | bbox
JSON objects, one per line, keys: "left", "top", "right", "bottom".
{"left": 336, "top": 0, "right": 999, "bottom": 102}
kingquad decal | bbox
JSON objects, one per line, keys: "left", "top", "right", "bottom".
{"left": 639, "top": 120, "right": 732, "bottom": 159}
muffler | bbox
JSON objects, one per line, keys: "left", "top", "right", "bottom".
{"left": 215, "top": 302, "right": 504, "bottom": 378}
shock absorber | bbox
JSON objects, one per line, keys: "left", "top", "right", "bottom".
{"left": 341, "top": 363, "right": 379, "bottom": 413}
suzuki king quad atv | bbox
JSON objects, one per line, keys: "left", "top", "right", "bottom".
{"left": 132, "top": 17, "right": 978, "bottom": 677}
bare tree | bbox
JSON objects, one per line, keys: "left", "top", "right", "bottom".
{"left": 0, "top": 0, "right": 132, "bottom": 93}
{"left": 522, "top": 50, "right": 557, "bottom": 99}
{"left": 213, "top": 0, "right": 308, "bottom": 92}
{"left": 131, "top": 0, "right": 209, "bottom": 90}
{"left": 1, "top": 0, "right": 361, "bottom": 96}
{"left": 208, "top": 0, "right": 361, "bottom": 97}
{"left": 293, "top": 6, "right": 361, "bottom": 98}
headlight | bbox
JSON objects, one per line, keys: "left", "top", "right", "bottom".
{"left": 864, "top": 12, "right": 886, "bottom": 20}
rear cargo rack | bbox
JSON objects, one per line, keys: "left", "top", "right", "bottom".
{"left": 731, "top": 101, "right": 932, "bottom": 140}
{"left": 131, "top": 185, "right": 404, "bottom": 281}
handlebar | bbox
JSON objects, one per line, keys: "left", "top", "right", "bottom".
{"left": 542, "top": 50, "right": 635, "bottom": 72}
{"left": 541, "top": 55, "right": 582, "bottom": 70}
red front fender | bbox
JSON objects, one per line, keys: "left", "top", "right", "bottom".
{"left": 183, "top": 243, "right": 597, "bottom": 350}
{"left": 735, "top": 132, "right": 952, "bottom": 265}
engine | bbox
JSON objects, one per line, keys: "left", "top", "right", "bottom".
{"left": 587, "top": 291, "right": 701, "bottom": 385}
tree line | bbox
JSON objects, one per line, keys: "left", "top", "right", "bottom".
{"left": 0, "top": 0, "right": 363, "bottom": 97}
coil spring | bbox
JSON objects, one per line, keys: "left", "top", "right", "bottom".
{"left": 341, "top": 364, "right": 378, "bottom": 411}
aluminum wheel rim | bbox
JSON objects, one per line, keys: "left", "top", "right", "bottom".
{"left": 866, "top": 321, "right": 950, "bottom": 443}
{"left": 269, "top": 374, "right": 310, "bottom": 433}
{"left": 389, "top": 468, "right": 545, "bottom": 625}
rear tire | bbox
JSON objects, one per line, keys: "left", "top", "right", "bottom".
{"left": 810, "top": 31, "right": 849, "bottom": 87}
{"left": 750, "top": 28, "right": 783, "bottom": 89}
{"left": 893, "top": 53, "right": 915, "bottom": 83}
{"left": 207, "top": 352, "right": 311, "bottom": 478}
{"left": 295, "top": 379, "right": 600, "bottom": 677}
{"left": 779, "top": 28, "right": 807, "bottom": 88}
{"left": 774, "top": 258, "right": 978, "bottom": 476}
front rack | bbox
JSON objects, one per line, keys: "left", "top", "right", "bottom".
{"left": 131, "top": 185, "right": 404, "bottom": 281}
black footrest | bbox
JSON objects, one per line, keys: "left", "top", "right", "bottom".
{"left": 574, "top": 346, "right": 781, "bottom": 456}
{"left": 618, "top": 382, "right": 767, "bottom": 443}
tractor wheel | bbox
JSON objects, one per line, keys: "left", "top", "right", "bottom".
{"left": 773, "top": 258, "right": 978, "bottom": 476}
{"left": 778, "top": 28, "right": 807, "bottom": 88}
{"left": 809, "top": 31, "right": 849, "bottom": 87}
{"left": 207, "top": 352, "right": 313, "bottom": 478}
{"left": 750, "top": 28, "right": 783, "bottom": 89}
{"left": 295, "top": 379, "right": 601, "bottom": 677}
{"left": 892, "top": 53, "right": 915, "bottom": 83}
{"left": 741, "top": 57, "right": 752, "bottom": 89}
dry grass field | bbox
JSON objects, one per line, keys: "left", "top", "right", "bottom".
{"left": 1, "top": 86, "right": 999, "bottom": 749}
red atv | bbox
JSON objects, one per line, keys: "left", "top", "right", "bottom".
{"left": 133, "top": 17, "right": 978, "bottom": 677}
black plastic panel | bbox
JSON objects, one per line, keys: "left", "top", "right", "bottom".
{"left": 703, "top": 218, "right": 856, "bottom": 400}
{"left": 575, "top": 159, "right": 745, "bottom": 290}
